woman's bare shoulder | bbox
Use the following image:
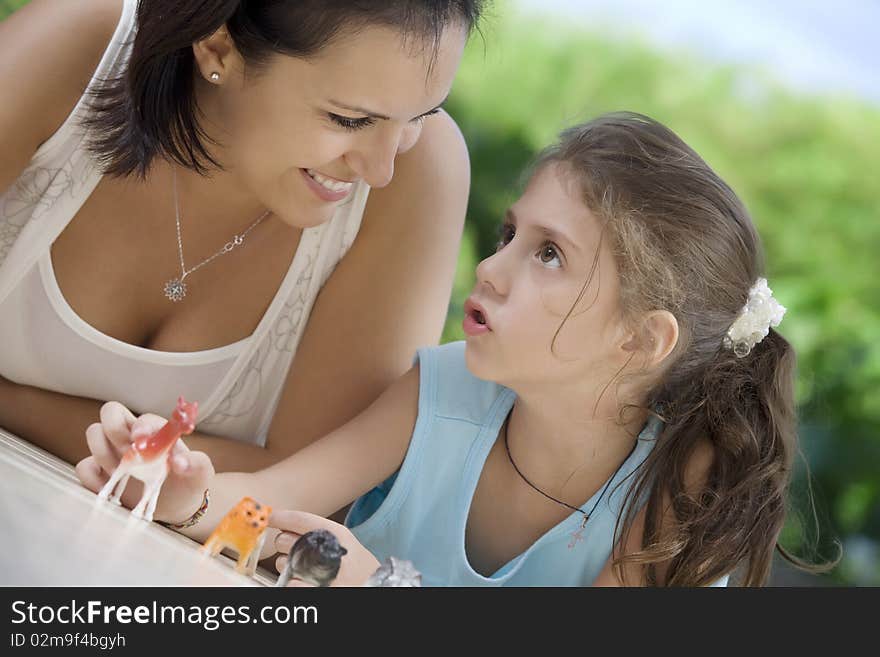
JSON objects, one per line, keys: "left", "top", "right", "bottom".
{"left": 0, "top": 0, "right": 123, "bottom": 190}
{"left": 359, "top": 109, "right": 470, "bottom": 236}
{"left": 388, "top": 109, "right": 470, "bottom": 200}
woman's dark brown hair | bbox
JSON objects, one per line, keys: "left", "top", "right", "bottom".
{"left": 538, "top": 112, "right": 839, "bottom": 586}
{"left": 85, "top": 0, "right": 484, "bottom": 178}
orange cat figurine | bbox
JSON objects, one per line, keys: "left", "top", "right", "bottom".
{"left": 97, "top": 396, "right": 198, "bottom": 522}
{"left": 202, "top": 497, "right": 273, "bottom": 576}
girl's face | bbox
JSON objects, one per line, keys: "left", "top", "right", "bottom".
{"left": 463, "top": 163, "right": 629, "bottom": 393}
{"left": 200, "top": 22, "right": 467, "bottom": 228}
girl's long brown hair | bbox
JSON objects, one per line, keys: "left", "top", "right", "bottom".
{"left": 538, "top": 112, "right": 839, "bottom": 586}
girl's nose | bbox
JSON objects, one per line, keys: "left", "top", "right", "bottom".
{"left": 475, "top": 249, "right": 509, "bottom": 298}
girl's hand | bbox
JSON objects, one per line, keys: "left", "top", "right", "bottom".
{"left": 271, "top": 510, "right": 381, "bottom": 587}
{"left": 74, "top": 401, "right": 214, "bottom": 524}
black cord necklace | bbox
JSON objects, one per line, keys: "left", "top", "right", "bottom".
{"left": 502, "top": 412, "right": 639, "bottom": 549}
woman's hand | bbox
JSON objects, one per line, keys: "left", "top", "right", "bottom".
{"left": 271, "top": 510, "right": 380, "bottom": 587}
{"left": 75, "top": 401, "right": 214, "bottom": 524}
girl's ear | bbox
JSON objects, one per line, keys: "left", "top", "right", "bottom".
{"left": 192, "top": 25, "right": 240, "bottom": 84}
{"left": 620, "top": 310, "right": 679, "bottom": 368}
{"left": 642, "top": 310, "right": 679, "bottom": 367}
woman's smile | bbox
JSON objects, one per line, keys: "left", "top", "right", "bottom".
{"left": 300, "top": 168, "right": 356, "bottom": 202}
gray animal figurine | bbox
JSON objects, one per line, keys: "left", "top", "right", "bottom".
{"left": 275, "top": 529, "right": 348, "bottom": 587}
{"left": 364, "top": 556, "right": 422, "bottom": 587}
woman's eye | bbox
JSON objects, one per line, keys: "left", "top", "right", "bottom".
{"left": 329, "top": 113, "right": 375, "bottom": 131}
{"left": 414, "top": 108, "right": 441, "bottom": 124}
{"left": 495, "top": 223, "right": 515, "bottom": 251}
{"left": 537, "top": 243, "right": 562, "bottom": 268}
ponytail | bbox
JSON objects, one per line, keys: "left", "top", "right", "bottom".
{"left": 615, "top": 327, "right": 840, "bottom": 586}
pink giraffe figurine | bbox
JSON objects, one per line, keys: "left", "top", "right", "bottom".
{"left": 97, "top": 396, "right": 198, "bottom": 522}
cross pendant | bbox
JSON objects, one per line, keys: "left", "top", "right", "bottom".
{"left": 567, "top": 514, "right": 589, "bottom": 549}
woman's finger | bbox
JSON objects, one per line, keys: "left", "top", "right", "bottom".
{"left": 85, "top": 422, "right": 119, "bottom": 476}
{"left": 99, "top": 401, "right": 136, "bottom": 451}
{"left": 171, "top": 439, "right": 191, "bottom": 457}
{"left": 169, "top": 450, "right": 213, "bottom": 483}
{"left": 75, "top": 456, "right": 108, "bottom": 493}
{"left": 131, "top": 413, "right": 169, "bottom": 440}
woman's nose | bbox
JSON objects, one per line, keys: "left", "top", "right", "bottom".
{"left": 347, "top": 131, "right": 404, "bottom": 189}
{"left": 347, "top": 123, "right": 425, "bottom": 189}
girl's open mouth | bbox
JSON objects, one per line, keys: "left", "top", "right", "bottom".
{"left": 463, "top": 298, "right": 491, "bottom": 336}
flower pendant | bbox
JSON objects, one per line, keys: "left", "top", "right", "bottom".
{"left": 164, "top": 278, "right": 187, "bottom": 302}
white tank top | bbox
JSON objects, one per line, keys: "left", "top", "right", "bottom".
{"left": 0, "top": 0, "right": 370, "bottom": 446}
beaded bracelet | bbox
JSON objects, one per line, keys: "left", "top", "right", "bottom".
{"left": 158, "top": 489, "right": 210, "bottom": 530}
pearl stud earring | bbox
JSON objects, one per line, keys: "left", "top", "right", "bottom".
{"left": 210, "top": 72, "right": 220, "bottom": 82}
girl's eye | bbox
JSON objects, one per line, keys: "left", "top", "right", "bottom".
{"left": 537, "top": 243, "right": 562, "bottom": 268}
{"left": 329, "top": 113, "right": 376, "bottom": 131}
{"left": 496, "top": 223, "right": 515, "bottom": 251}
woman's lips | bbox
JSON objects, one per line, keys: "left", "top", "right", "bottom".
{"left": 300, "top": 168, "right": 355, "bottom": 202}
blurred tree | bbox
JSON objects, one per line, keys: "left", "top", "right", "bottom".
{"left": 0, "top": 0, "right": 27, "bottom": 16}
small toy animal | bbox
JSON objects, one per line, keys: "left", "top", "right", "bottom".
{"left": 275, "top": 529, "right": 348, "bottom": 587}
{"left": 364, "top": 556, "right": 422, "bottom": 587}
{"left": 202, "top": 497, "right": 273, "bottom": 576}
{"left": 97, "top": 396, "right": 198, "bottom": 522}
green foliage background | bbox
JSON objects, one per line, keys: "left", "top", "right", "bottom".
{"left": 0, "top": 0, "right": 25, "bottom": 19}
{"left": 2, "top": 0, "right": 877, "bottom": 584}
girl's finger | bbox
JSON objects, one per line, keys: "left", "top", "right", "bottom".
{"left": 85, "top": 422, "right": 119, "bottom": 476}
{"left": 99, "top": 402, "right": 136, "bottom": 451}
{"left": 269, "top": 509, "right": 348, "bottom": 536}
{"left": 274, "top": 531, "right": 302, "bottom": 554}
{"left": 275, "top": 555, "right": 287, "bottom": 573}
{"left": 273, "top": 556, "right": 315, "bottom": 587}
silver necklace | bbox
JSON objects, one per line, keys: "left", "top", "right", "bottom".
{"left": 163, "top": 169, "right": 270, "bottom": 302}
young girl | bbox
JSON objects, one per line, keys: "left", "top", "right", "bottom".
{"left": 77, "top": 112, "right": 807, "bottom": 586}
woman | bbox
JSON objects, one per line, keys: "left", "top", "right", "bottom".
{"left": 0, "top": 0, "right": 480, "bottom": 475}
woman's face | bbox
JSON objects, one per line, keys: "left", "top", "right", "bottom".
{"left": 199, "top": 22, "right": 467, "bottom": 229}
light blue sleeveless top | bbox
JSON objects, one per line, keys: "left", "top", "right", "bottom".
{"left": 345, "top": 342, "right": 729, "bottom": 586}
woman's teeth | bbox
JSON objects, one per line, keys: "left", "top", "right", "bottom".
{"left": 306, "top": 169, "right": 353, "bottom": 193}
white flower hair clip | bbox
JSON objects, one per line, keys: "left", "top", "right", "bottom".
{"left": 723, "top": 278, "right": 787, "bottom": 358}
